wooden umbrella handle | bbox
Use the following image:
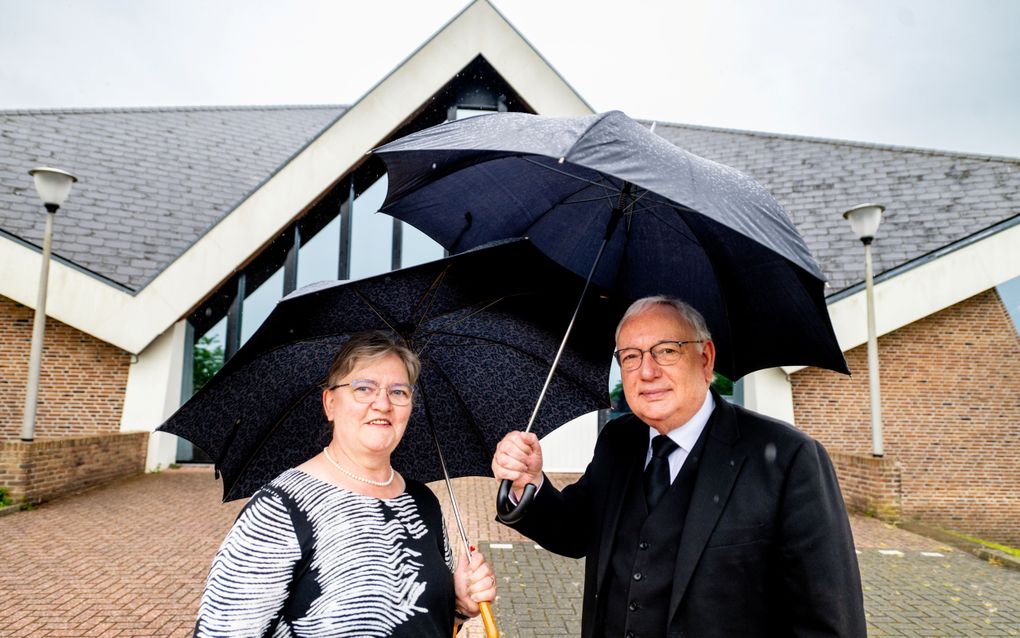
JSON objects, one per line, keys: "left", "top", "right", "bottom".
{"left": 479, "top": 601, "right": 498, "bottom": 638}
{"left": 453, "top": 602, "right": 498, "bottom": 637}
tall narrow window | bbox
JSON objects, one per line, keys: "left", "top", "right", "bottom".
{"left": 349, "top": 176, "right": 393, "bottom": 280}
{"left": 241, "top": 267, "right": 284, "bottom": 343}
{"left": 997, "top": 275, "right": 1020, "bottom": 336}
{"left": 297, "top": 215, "right": 342, "bottom": 287}
{"left": 401, "top": 222, "right": 445, "bottom": 268}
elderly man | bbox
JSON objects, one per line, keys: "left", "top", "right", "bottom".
{"left": 492, "top": 295, "right": 866, "bottom": 638}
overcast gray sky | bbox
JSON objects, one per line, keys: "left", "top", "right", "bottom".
{"left": 2, "top": 0, "right": 1019, "bottom": 158}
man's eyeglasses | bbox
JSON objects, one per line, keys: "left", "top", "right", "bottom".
{"left": 614, "top": 340, "right": 704, "bottom": 371}
{"left": 329, "top": 379, "right": 414, "bottom": 406}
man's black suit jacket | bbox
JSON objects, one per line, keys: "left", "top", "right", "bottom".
{"left": 508, "top": 390, "right": 867, "bottom": 638}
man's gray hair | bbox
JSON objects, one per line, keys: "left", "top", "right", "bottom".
{"left": 615, "top": 295, "right": 712, "bottom": 344}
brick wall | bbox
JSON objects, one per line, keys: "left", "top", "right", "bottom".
{"left": 0, "top": 295, "right": 131, "bottom": 439}
{"left": 793, "top": 289, "right": 1020, "bottom": 545}
{"left": 0, "top": 432, "right": 148, "bottom": 503}
{"left": 829, "top": 451, "right": 902, "bottom": 520}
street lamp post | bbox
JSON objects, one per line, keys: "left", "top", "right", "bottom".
{"left": 842, "top": 203, "right": 885, "bottom": 457}
{"left": 20, "top": 167, "right": 77, "bottom": 442}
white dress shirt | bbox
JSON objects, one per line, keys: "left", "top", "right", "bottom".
{"left": 644, "top": 389, "right": 715, "bottom": 483}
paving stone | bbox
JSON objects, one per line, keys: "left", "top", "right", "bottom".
{"left": 1, "top": 468, "right": 1018, "bottom": 637}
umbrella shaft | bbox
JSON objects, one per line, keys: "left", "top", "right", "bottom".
{"left": 525, "top": 193, "right": 627, "bottom": 433}
{"left": 524, "top": 233, "right": 613, "bottom": 433}
{"left": 425, "top": 406, "right": 473, "bottom": 555}
{"left": 445, "top": 473, "right": 472, "bottom": 554}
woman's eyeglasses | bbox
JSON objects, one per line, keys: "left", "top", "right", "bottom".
{"left": 329, "top": 379, "right": 414, "bottom": 406}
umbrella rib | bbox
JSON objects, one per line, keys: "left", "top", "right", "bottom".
{"left": 514, "top": 158, "right": 661, "bottom": 236}
{"left": 341, "top": 270, "right": 527, "bottom": 359}
{"left": 349, "top": 286, "right": 404, "bottom": 338}
{"left": 223, "top": 378, "right": 326, "bottom": 501}
{"left": 520, "top": 156, "right": 619, "bottom": 194}
{"left": 417, "top": 290, "right": 560, "bottom": 356}
{"left": 516, "top": 156, "right": 652, "bottom": 215}
{"left": 663, "top": 206, "right": 738, "bottom": 376}
{"left": 422, "top": 328, "right": 610, "bottom": 407}
{"left": 411, "top": 268, "right": 462, "bottom": 354}
{"left": 557, "top": 190, "right": 674, "bottom": 217}
{"left": 420, "top": 352, "right": 495, "bottom": 459}
{"left": 420, "top": 296, "right": 509, "bottom": 352}
{"left": 515, "top": 167, "right": 616, "bottom": 238}
{"left": 555, "top": 193, "right": 625, "bottom": 206}
{"left": 625, "top": 187, "right": 655, "bottom": 212}
{"left": 213, "top": 293, "right": 535, "bottom": 369}
{"left": 412, "top": 267, "right": 451, "bottom": 326}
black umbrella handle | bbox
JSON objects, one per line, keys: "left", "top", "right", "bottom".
{"left": 496, "top": 479, "right": 537, "bottom": 524}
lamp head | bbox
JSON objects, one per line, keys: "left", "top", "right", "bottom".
{"left": 28, "top": 167, "right": 78, "bottom": 211}
{"left": 842, "top": 203, "right": 884, "bottom": 244}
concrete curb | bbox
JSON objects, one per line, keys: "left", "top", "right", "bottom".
{"left": 972, "top": 547, "right": 1020, "bottom": 572}
{"left": 898, "top": 519, "right": 1020, "bottom": 573}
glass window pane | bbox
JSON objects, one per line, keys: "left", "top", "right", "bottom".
{"left": 241, "top": 267, "right": 284, "bottom": 343}
{"left": 297, "top": 215, "right": 341, "bottom": 288}
{"left": 349, "top": 175, "right": 392, "bottom": 281}
{"left": 193, "top": 317, "right": 226, "bottom": 394}
{"left": 401, "top": 222, "right": 445, "bottom": 268}
{"left": 998, "top": 275, "right": 1020, "bottom": 335}
{"left": 456, "top": 108, "right": 492, "bottom": 120}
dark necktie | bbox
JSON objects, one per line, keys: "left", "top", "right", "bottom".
{"left": 644, "top": 434, "right": 679, "bottom": 510}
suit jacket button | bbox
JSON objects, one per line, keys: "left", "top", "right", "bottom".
{"left": 629, "top": 601, "right": 638, "bottom": 611}
{"left": 638, "top": 541, "right": 649, "bottom": 550}
{"left": 633, "top": 572, "right": 643, "bottom": 581}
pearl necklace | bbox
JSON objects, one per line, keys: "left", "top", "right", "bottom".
{"left": 322, "top": 447, "right": 395, "bottom": 487}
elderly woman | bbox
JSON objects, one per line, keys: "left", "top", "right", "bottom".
{"left": 194, "top": 330, "right": 497, "bottom": 637}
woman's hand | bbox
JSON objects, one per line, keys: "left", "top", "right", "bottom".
{"left": 453, "top": 549, "right": 496, "bottom": 619}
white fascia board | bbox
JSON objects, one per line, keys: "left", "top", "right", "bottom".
{"left": 0, "top": 0, "right": 591, "bottom": 355}
{"left": 783, "top": 221, "right": 1020, "bottom": 375}
{"left": 1, "top": 237, "right": 136, "bottom": 338}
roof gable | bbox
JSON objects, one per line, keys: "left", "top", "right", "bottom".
{"left": 0, "top": 0, "right": 592, "bottom": 354}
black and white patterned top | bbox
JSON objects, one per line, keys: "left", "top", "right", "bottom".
{"left": 194, "top": 469, "right": 455, "bottom": 638}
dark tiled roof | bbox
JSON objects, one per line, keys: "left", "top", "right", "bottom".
{"left": 652, "top": 122, "right": 1020, "bottom": 294}
{"left": 0, "top": 105, "right": 345, "bottom": 291}
{"left": 2, "top": 106, "right": 1016, "bottom": 297}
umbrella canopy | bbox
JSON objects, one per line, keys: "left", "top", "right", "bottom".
{"left": 375, "top": 110, "right": 848, "bottom": 380}
{"left": 159, "top": 239, "right": 626, "bottom": 501}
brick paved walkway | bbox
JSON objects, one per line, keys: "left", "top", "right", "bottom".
{"left": 1, "top": 467, "right": 1018, "bottom": 637}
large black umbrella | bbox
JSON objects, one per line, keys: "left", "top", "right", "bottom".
{"left": 373, "top": 110, "right": 847, "bottom": 520}
{"left": 158, "top": 238, "right": 624, "bottom": 502}
{"left": 375, "top": 110, "right": 847, "bottom": 380}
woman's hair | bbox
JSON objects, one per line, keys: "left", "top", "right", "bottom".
{"left": 325, "top": 330, "right": 421, "bottom": 388}
{"left": 614, "top": 295, "right": 712, "bottom": 345}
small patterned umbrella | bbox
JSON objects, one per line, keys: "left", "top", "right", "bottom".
{"left": 158, "top": 238, "right": 626, "bottom": 502}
